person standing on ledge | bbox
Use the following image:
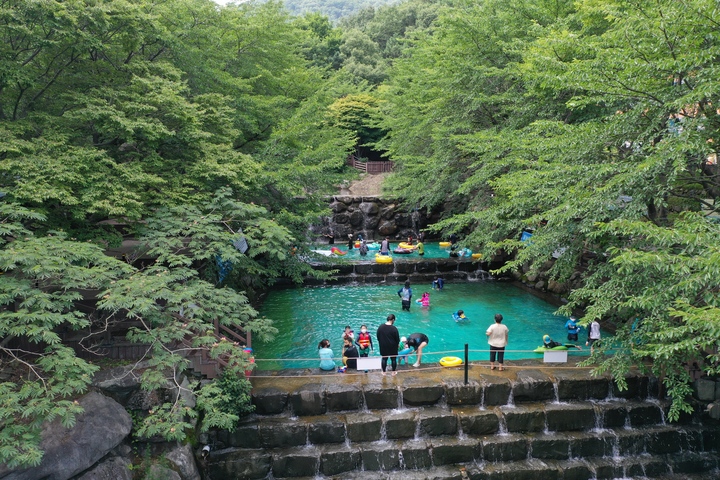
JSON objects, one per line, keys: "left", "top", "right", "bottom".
{"left": 406, "top": 332, "right": 429, "bottom": 367}
{"left": 398, "top": 280, "right": 412, "bottom": 311}
{"left": 565, "top": 315, "right": 581, "bottom": 342}
{"left": 586, "top": 319, "right": 601, "bottom": 353}
{"left": 380, "top": 236, "right": 390, "bottom": 255}
{"left": 377, "top": 314, "right": 400, "bottom": 375}
{"left": 485, "top": 313, "right": 509, "bottom": 371}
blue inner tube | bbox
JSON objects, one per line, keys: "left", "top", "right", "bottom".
{"left": 452, "top": 313, "right": 469, "bottom": 322}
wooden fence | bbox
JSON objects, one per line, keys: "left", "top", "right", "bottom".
{"left": 347, "top": 155, "right": 393, "bottom": 174}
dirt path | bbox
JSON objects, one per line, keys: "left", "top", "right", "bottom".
{"left": 341, "top": 172, "right": 388, "bottom": 196}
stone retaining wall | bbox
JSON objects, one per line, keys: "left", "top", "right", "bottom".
{"left": 304, "top": 257, "right": 497, "bottom": 286}
{"left": 202, "top": 368, "right": 720, "bottom": 479}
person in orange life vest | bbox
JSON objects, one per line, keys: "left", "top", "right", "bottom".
{"left": 355, "top": 324, "right": 374, "bottom": 357}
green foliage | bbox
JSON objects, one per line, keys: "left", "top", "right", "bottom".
{"left": 196, "top": 367, "right": 255, "bottom": 432}
{"left": 0, "top": 216, "right": 130, "bottom": 467}
{"left": 379, "top": 0, "right": 720, "bottom": 418}
{"left": 282, "top": 0, "right": 401, "bottom": 22}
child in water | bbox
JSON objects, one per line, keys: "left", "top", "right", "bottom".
{"left": 355, "top": 325, "right": 373, "bottom": 357}
{"left": 454, "top": 309, "right": 467, "bottom": 321}
{"left": 398, "top": 336, "right": 413, "bottom": 365}
{"left": 416, "top": 292, "right": 430, "bottom": 307}
{"left": 342, "top": 325, "right": 355, "bottom": 342}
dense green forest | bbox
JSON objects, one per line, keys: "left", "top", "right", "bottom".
{"left": 2, "top": 0, "right": 720, "bottom": 468}
{"left": 281, "top": 0, "right": 400, "bottom": 22}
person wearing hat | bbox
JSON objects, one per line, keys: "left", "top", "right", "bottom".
{"left": 398, "top": 336, "right": 413, "bottom": 365}
{"left": 565, "top": 315, "right": 581, "bottom": 342}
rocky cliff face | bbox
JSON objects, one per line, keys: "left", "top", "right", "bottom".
{"left": 311, "top": 196, "right": 442, "bottom": 242}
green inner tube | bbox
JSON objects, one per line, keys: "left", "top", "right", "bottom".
{"left": 533, "top": 345, "right": 569, "bottom": 353}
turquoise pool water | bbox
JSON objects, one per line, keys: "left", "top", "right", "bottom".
{"left": 310, "top": 242, "right": 472, "bottom": 260}
{"left": 255, "top": 282, "right": 604, "bottom": 369}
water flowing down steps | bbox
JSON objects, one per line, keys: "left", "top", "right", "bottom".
{"left": 202, "top": 367, "right": 720, "bottom": 479}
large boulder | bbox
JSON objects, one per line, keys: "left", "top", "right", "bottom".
{"left": 74, "top": 456, "right": 132, "bottom": 480}
{"left": 91, "top": 363, "right": 146, "bottom": 405}
{"left": 2, "top": 392, "right": 132, "bottom": 480}
{"left": 165, "top": 443, "right": 200, "bottom": 480}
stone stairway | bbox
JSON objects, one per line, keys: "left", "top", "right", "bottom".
{"left": 202, "top": 367, "right": 720, "bottom": 479}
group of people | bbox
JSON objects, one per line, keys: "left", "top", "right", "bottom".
{"left": 541, "top": 316, "right": 601, "bottom": 352}
{"left": 317, "top": 315, "right": 429, "bottom": 374}
{"left": 320, "top": 311, "right": 602, "bottom": 373}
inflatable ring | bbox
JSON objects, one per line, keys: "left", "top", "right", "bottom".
{"left": 439, "top": 356, "right": 463, "bottom": 367}
{"left": 375, "top": 254, "right": 393, "bottom": 264}
{"left": 439, "top": 242, "right": 451, "bottom": 247}
{"left": 354, "top": 242, "right": 361, "bottom": 248}
{"left": 398, "top": 242, "right": 415, "bottom": 250}
{"left": 330, "top": 247, "right": 347, "bottom": 256}
{"left": 532, "top": 345, "right": 569, "bottom": 354}
{"left": 471, "top": 253, "right": 482, "bottom": 259}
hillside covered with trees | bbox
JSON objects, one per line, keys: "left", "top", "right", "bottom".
{"left": 2, "top": 0, "right": 720, "bottom": 469}
{"left": 281, "top": 0, "right": 400, "bottom": 22}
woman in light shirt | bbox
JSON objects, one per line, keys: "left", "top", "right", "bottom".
{"left": 485, "top": 314, "right": 509, "bottom": 371}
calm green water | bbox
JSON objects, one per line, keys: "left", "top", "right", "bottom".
{"left": 255, "top": 282, "right": 600, "bottom": 369}
{"left": 310, "top": 242, "right": 471, "bottom": 260}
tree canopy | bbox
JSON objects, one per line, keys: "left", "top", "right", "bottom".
{"left": 378, "top": 0, "right": 720, "bottom": 419}
{"left": 3, "top": 0, "right": 720, "bottom": 468}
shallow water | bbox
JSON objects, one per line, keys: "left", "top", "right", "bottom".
{"left": 310, "top": 241, "right": 472, "bottom": 260}
{"left": 255, "top": 282, "right": 605, "bottom": 369}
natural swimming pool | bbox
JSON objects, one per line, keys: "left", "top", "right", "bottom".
{"left": 310, "top": 241, "right": 472, "bottom": 260}
{"left": 254, "top": 282, "right": 607, "bottom": 370}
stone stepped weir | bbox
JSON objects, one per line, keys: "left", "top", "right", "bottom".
{"left": 203, "top": 367, "right": 720, "bottom": 479}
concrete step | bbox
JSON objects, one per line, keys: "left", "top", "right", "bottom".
{"left": 213, "top": 398, "right": 706, "bottom": 450}
{"left": 250, "top": 371, "right": 659, "bottom": 416}
{"left": 206, "top": 424, "right": 720, "bottom": 477}
{"left": 204, "top": 449, "right": 720, "bottom": 479}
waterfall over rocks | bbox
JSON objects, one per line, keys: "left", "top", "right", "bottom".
{"left": 204, "top": 368, "right": 720, "bottom": 479}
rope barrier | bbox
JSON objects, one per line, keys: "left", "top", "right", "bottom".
{"left": 251, "top": 348, "right": 592, "bottom": 362}
{"left": 250, "top": 364, "right": 600, "bottom": 378}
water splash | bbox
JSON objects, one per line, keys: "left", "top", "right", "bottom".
{"left": 591, "top": 401, "right": 607, "bottom": 433}
{"left": 397, "top": 387, "right": 405, "bottom": 411}
{"left": 497, "top": 409, "right": 509, "bottom": 436}
{"left": 506, "top": 385, "right": 515, "bottom": 408}
{"left": 647, "top": 398, "right": 666, "bottom": 425}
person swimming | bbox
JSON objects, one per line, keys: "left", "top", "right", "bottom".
{"left": 453, "top": 309, "right": 468, "bottom": 322}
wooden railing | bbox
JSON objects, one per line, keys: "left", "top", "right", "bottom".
{"left": 214, "top": 318, "right": 251, "bottom": 348}
{"left": 347, "top": 155, "right": 393, "bottom": 174}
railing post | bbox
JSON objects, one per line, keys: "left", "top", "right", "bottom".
{"left": 464, "top": 343, "right": 469, "bottom": 385}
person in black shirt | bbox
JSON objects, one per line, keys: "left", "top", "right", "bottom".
{"left": 342, "top": 337, "right": 359, "bottom": 370}
{"left": 376, "top": 314, "right": 400, "bottom": 375}
{"left": 406, "top": 333, "right": 429, "bottom": 367}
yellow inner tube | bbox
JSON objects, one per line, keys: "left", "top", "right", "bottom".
{"left": 375, "top": 254, "right": 393, "bottom": 264}
{"left": 398, "top": 242, "right": 415, "bottom": 250}
{"left": 439, "top": 241, "right": 451, "bottom": 247}
{"left": 439, "top": 356, "right": 463, "bottom": 367}
{"left": 471, "top": 253, "right": 482, "bottom": 259}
